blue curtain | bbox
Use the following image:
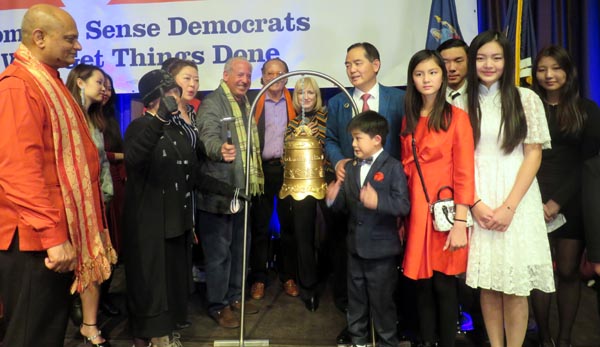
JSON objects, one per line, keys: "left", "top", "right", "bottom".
{"left": 476, "top": 0, "right": 600, "bottom": 104}
{"left": 504, "top": 0, "right": 537, "bottom": 85}
{"left": 477, "top": 0, "right": 509, "bottom": 33}
{"left": 581, "top": 0, "right": 600, "bottom": 103}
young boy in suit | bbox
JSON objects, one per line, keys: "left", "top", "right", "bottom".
{"left": 326, "top": 111, "right": 410, "bottom": 347}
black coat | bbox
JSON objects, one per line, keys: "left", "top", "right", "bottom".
{"left": 123, "top": 113, "right": 234, "bottom": 316}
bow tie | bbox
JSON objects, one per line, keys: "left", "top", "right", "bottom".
{"left": 356, "top": 157, "right": 373, "bottom": 166}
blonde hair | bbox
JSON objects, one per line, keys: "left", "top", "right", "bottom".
{"left": 292, "top": 77, "right": 323, "bottom": 113}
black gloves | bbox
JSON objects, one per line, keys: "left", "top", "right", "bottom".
{"left": 156, "top": 96, "right": 178, "bottom": 122}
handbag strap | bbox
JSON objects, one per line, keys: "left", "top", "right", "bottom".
{"left": 411, "top": 133, "right": 431, "bottom": 204}
{"left": 437, "top": 186, "right": 455, "bottom": 200}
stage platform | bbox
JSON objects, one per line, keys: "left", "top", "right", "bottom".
{"left": 62, "top": 265, "right": 600, "bottom": 347}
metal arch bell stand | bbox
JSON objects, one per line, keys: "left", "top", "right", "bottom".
{"left": 214, "top": 70, "right": 357, "bottom": 347}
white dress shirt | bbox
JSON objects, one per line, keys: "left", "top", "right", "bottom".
{"left": 353, "top": 84, "right": 380, "bottom": 115}
{"left": 360, "top": 148, "right": 384, "bottom": 186}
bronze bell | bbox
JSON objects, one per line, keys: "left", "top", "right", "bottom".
{"left": 279, "top": 125, "right": 327, "bottom": 200}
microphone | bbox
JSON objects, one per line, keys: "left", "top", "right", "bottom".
{"left": 220, "top": 117, "right": 235, "bottom": 144}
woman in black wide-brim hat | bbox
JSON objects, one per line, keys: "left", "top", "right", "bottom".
{"left": 123, "top": 69, "right": 245, "bottom": 347}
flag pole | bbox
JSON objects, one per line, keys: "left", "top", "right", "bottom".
{"left": 514, "top": 0, "right": 524, "bottom": 86}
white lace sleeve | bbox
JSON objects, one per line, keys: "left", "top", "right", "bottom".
{"left": 520, "top": 87, "right": 551, "bottom": 149}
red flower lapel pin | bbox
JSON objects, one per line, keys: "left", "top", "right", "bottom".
{"left": 374, "top": 171, "right": 384, "bottom": 182}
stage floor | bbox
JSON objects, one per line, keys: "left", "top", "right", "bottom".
{"left": 62, "top": 265, "right": 600, "bottom": 347}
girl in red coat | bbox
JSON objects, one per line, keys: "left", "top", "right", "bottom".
{"left": 400, "top": 50, "right": 475, "bottom": 347}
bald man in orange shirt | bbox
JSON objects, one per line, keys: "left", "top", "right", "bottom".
{"left": 0, "top": 5, "right": 110, "bottom": 347}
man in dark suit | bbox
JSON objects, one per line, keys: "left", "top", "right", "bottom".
{"left": 325, "top": 42, "right": 405, "bottom": 177}
{"left": 327, "top": 111, "right": 410, "bottom": 347}
{"left": 324, "top": 42, "right": 405, "bottom": 344}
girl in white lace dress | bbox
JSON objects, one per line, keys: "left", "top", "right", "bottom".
{"left": 456, "top": 31, "right": 555, "bottom": 347}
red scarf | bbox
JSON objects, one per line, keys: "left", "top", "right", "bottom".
{"left": 253, "top": 88, "right": 296, "bottom": 124}
{"left": 14, "top": 44, "right": 116, "bottom": 293}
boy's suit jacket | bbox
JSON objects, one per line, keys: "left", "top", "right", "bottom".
{"left": 330, "top": 150, "right": 410, "bottom": 259}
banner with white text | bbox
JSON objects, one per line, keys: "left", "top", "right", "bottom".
{"left": 0, "top": 0, "right": 477, "bottom": 93}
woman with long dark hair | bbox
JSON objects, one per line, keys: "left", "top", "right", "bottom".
{"left": 67, "top": 65, "right": 114, "bottom": 204}
{"left": 66, "top": 64, "right": 117, "bottom": 347}
{"left": 400, "top": 50, "right": 475, "bottom": 347}
{"left": 457, "top": 31, "right": 555, "bottom": 347}
{"left": 530, "top": 45, "right": 600, "bottom": 347}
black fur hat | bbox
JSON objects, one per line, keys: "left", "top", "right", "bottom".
{"left": 138, "top": 69, "right": 181, "bottom": 106}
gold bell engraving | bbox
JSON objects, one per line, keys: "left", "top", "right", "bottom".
{"left": 279, "top": 125, "right": 327, "bottom": 200}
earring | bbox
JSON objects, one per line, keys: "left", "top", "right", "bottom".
{"left": 80, "top": 87, "right": 85, "bottom": 105}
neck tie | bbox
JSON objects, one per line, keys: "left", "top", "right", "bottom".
{"left": 357, "top": 157, "right": 373, "bottom": 166}
{"left": 361, "top": 93, "right": 371, "bottom": 112}
{"left": 450, "top": 90, "right": 461, "bottom": 100}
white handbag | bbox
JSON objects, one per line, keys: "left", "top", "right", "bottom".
{"left": 430, "top": 186, "right": 474, "bottom": 232}
{"left": 412, "top": 135, "right": 473, "bottom": 232}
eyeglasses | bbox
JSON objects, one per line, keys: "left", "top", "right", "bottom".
{"left": 264, "top": 71, "right": 285, "bottom": 78}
